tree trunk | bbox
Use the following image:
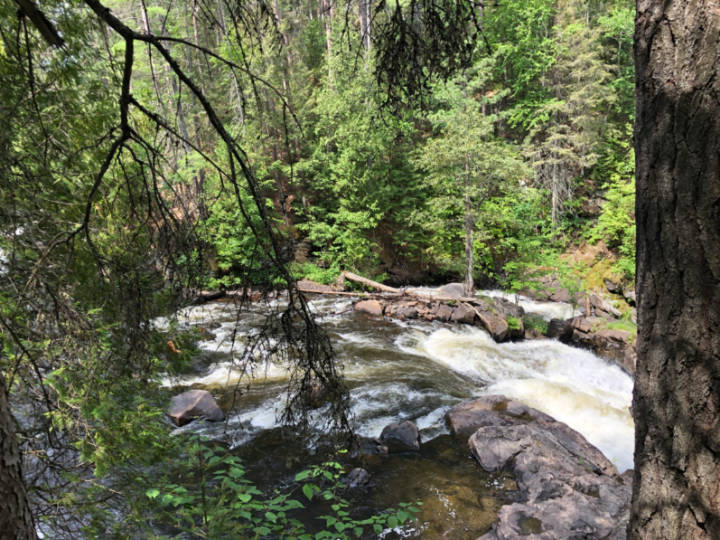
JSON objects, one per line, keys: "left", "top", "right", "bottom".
{"left": 359, "top": 0, "right": 370, "bottom": 52}
{"left": 0, "top": 373, "right": 36, "bottom": 539}
{"left": 463, "top": 158, "right": 474, "bottom": 296}
{"left": 630, "top": 1, "right": 720, "bottom": 537}
{"left": 321, "top": 0, "right": 333, "bottom": 82}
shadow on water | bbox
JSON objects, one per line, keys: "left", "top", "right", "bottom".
{"left": 235, "top": 429, "right": 517, "bottom": 539}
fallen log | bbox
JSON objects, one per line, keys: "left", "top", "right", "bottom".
{"left": 338, "top": 271, "right": 401, "bottom": 293}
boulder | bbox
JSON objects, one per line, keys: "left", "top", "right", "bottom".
{"left": 589, "top": 293, "right": 621, "bottom": 319}
{"left": 623, "top": 289, "right": 637, "bottom": 306}
{"left": 433, "top": 303, "right": 454, "bottom": 322}
{"left": 380, "top": 420, "right": 421, "bottom": 452}
{"left": 451, "top": 304, "right": 476, "bottom": 324}
{"left": 492, "top": 297, "right": 525, "bottom": 320}
{"left": 604, "top": 277, "right": 623, "bottom": 294}
{"left": 167, "top": 389, "right": 224, "bottom": 426}
{"left": 569, "top": 317, "right": 636, "bottom": 375}
{"left": 475, "top": 311, "right": 509, "bottom": 342}
{"left": 354, "top": 299, "right": 383, "bottom": 317}
{"left": 384, "top": 301, "right": 419, "bottom": 320}
{"left": 343, "top": 467, "right": 371, "bottom": 490}
{"left": 352, "top": 436, "right": 389, "bottom": 458}
{"left": 548, "top": 287, "right": 572, "bottom": 303}
{"left": 546, "top": 318, "right": 573, "bottom": 342}
{"left": 438, "top": 282, "right": 466, "bottom": 298}
{"left": 458, "top": 396, "right": 630, "bottom": 540}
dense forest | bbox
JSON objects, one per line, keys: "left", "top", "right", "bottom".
{"left": 4, "top": 0, "right": 717, "bottom": 538}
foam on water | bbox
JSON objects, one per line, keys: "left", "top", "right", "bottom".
{"left": 163, "top": 295, "right": 634, "bottom": 470}
{"left": 398, "top": 324, "right": 634, "bottom": 471}
{"left": 479, "top": 289, "right": 577, "bottom": 321}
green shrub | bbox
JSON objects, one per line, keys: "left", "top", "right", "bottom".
{"left": 289, "top": 262, "right": 340, "bottom": 285}
{"left": 506, "top": 316, "right": 522, "bottom": 331}
{"left": 143, "top": 436, "right": 420, "bottom": 539}
{"left": 523, "top": 313, "right": 549, "bottom": 335}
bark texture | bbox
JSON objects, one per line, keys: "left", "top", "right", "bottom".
{"left": 0, "top": 374, "right": 36, "bottom": 540}
{"left": 631, "top": 1, "right": 720, "bottom": 537}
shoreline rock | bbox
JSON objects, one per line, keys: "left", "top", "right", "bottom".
{"left": 446, "top": 396, "right": 631, "bottom": 540}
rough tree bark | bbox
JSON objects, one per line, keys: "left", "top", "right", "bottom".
{"left": 0, "top": 374, "right": 36, "bottom": 540}
{"left": 631, "top": 1, "right": 720, "bottom": 537}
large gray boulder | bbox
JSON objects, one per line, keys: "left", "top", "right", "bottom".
{"left": 438, "top": 282, "right": 466, "bottom": 298}
{"left": 450, "top": 396, "right": 631, "bottom": 540}
{"left": 167, "top": 389, "right": 224, "bottom": 426}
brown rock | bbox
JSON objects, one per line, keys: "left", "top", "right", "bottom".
{"left": 589, "top": 293, "right": 621, "bottom": 319}
{"left": 623, "top": 289, "right": 636, "bottom": 306}
{"left": 434, "top": 303, "right": 454, "bottom": 322}
{"left": 385, "top": 301, "right": 419, "bottom": 320}
{"left": 546, "top": 318, "right": 573, "bottom": 342}
{"left": 167, "top": 389, "right": 224, "bottom": 426}
{"left": 451, "top": 304, "right": 476, "bottom": 324}
{"left": 354, "top": 299, "right": 383, "bottom": 317}
{"left": 569, "top": 317, "right": 636, "bottom": 375}
{"left": 604, "top": 278, "right": 623, "bottom": 294}
{"left": 476, "top": 311, "right": 509, "bottom": 342}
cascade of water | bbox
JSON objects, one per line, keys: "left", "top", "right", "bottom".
{"left": 160, "top": 295, "right": 634, "bottom": 472}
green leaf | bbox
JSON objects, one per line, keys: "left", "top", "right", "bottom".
{"left": 145, "top": 488, "right": 160, "bottom": 499}
{"left": 302, "top": 483, "right": 314, "bottom": 500}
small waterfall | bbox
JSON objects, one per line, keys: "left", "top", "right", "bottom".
{"left": 160, "top": 295, "right": 634, "bottom": 471}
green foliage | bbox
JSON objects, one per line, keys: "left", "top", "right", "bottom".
{"left": 143, "top": 437, "right": 420, "bottom": 539}
{"left": 296, "top": 56, "right": 424, "bottom": 272}
{"left": 289, "top": 262, "right": 340, "bottom": 285}
{"left": 590, "top": 126, "right": 636, "bottom": 279}
{"left": 506, "top": 316, "right": 522, "bottom": 332}
{"left": 522, "top": 313, "right": 549, "bottom": 335}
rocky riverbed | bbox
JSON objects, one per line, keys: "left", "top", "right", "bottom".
{"left": 162, "top": 285, "right": 635, "bottom": 537}
{"left": 349, "top": 281, "right": 637, "bottom": 376}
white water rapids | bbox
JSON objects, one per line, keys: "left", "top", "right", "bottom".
{"left": 160, "top": 293, "right": 634, "bottom": 472}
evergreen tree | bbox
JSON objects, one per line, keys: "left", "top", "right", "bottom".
{"left": 415, "top": 60, "right": 528, "bottom": 293}
{"left": 525, "top": 0, "right": 615, "bottom": 227}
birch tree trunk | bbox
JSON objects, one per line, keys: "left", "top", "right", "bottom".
{"left": 630, "top": 0, "right": 720, "bottom": 537}
{"left": 463, "top": 157, "right": 474, "bottom": 296}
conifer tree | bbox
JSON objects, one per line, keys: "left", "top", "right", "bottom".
{"left": 525, "top": 0, "right": 615, "bottom": 227}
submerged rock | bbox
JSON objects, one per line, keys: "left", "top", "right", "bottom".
{"left": 380, "top": 420, "right": 421, "bottom": 452}
{"left": 167, "top": 389, "right": 224, "bottom": 426}
{"left": 448, "top": 396, "right": 631, "bottom": 540}
{"left": 343, "top": 467, "right": 371, "bottom": 490}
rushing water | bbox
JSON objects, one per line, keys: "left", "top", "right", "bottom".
{"left": 161, "top": 293, "right": 634, "bottom": 475}
{"left": 157, "top": 292, "right": 634, "bottom": 536}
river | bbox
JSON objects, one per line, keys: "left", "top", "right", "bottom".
{"left": 158, "top": 291, "right": 634, "bottom": 537}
